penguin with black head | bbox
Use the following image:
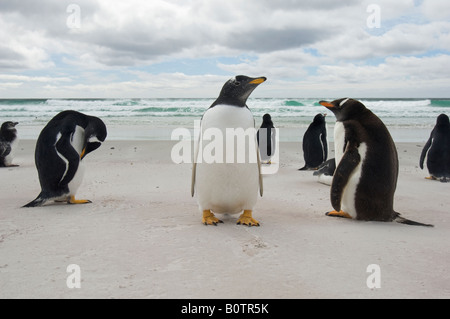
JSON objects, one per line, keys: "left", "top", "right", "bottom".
{"left": 257, "top": 113, "right": 276, "bottom": 164}
{"left": 192, "top": 75, "right": 265, "bottom": 226}
{"left": 24, "top": 111, "right": 107, "bottom": 207}
{"left": 420, "top": 114, "right": 450, "bottom": 183}
{"left": 319, "top": 98, "right": 432, "bottom": 227}
{"left": 0, "top": 121, "right": 19, "bottom": 167}
{"left": 299, "top": 114, "right": 328, "bottom": 170}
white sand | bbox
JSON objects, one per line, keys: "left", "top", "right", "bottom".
{"left": 0, "top": 138, "right": 449, "bottom": 299}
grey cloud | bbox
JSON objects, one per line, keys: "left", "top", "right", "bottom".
{"left": 225, "top": 27, "right": 331, "bottom": 53}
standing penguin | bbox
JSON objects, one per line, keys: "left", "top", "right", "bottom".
{"left": 191, "top": 75, "right": 265, "bottom": 226}
{"left": 257, "top": 113, "right": 276, "bottom": 164}
{"left": 420, "top": 114, "right": 450, "bottom": 183}
{"left": 299, "top": 113, "right": 328, "bottom": 170}
{"left": 0, "top": 121, "right": 19, "bottom": 167}
{"left": 319, "top": 98, "right": 432, "bottom": 227}
{"left": 23, "top": 111, "right": 107, "bottom": 207}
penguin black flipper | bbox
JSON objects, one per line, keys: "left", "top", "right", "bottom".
{"left": 55, "top": 131, "right": 81, "bottom": 187}
{"left": 330, "top": 139, "right": 361, "bottom": 213}
{"left": 0, "top": 143, "right": 11, "bottom": 157}
{"left": 419, "top": 130, "right": 433, "bottom": 170}
{"left": 0, "top": 143, "right": 12, "bottom": 167}
{"left": 191, "top": 118, "right": 202, "bottom": 197}
{"left": 321, "top": 126, "right": 328, "bottom": 162}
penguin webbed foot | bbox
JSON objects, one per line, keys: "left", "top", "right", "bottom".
{"left": 202, "top": 210, "right": 223, "bottom": 226}
{"left": 325, "top": 210, "right": 353, "bottom": 219}
{"left": 68, "top": 196, "right": 92, "bottom": 205}
{"left": 237, "top": 210, "right": 260, "bottom": 227}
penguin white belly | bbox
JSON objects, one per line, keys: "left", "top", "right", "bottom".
{"left": 340, "top": 143, "right": 367, "bottom": 219}
{"left": 67, "top": 126, "right": 86, "bottom": 196}
{"left": 334, "top": 121, "right": 345, "bottom": 165}
{"left": 196, "top": 105, "right": 259, "bottom": 214}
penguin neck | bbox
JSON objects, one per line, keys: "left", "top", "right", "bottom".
{"left": 210, "top": 96, "right": 247, "bottom": 109}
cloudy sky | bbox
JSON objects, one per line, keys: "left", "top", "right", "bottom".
{"left": 0, "top": 0, "right": 449, "bottom": 98}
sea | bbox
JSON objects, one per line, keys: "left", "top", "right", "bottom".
{"left": 1, "top": 98, "right": 449, "bottom": 142}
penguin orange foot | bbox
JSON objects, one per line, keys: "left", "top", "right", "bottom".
{"left": 237, "top": 210, "right": 260, "bottom": 227}
{"left": 202, "top": 210, "right": 223, "bottom": 226}
{"left": 68, "top": 196, "right": 92, "bottom": 205}
{"left": 326, "top": 210, "right": 352, "bottom": 219}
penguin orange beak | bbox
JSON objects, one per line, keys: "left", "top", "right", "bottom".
{"left": 319, "top": 101, "right": 335, "bottom": 108}
{"left": 249, "top": 77, "right": 267, "bottom": 85}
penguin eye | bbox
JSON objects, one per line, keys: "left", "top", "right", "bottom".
{"left": 234, "top": 81, "right": 241, "bottom": 86}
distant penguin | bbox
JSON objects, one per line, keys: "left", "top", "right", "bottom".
{"left": 23, "top": 111, "right": 107, "bottom": 207}
{"left": 0, "top": 121, "right": 19, "bottom": 167}
{"left": 313, "top": 158, "right": 336, "bottom": 186}
{"left": 257, "top": 113, "right": 276, "bottom": 164}
{"left": 320, "top": 98, "right": 432, "bottom": 227}
{"left": 191, "top": 75, "right": 265, "bottom": 226}
{"left": 420, "top": 114, "right": 450, "bottom": 183}
{"left": 299, "top": 114, "right": 328, "bottom": 170}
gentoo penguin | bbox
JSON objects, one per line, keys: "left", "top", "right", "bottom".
{"left": 319, "top": 98, "right": 432, "bottom": 227}
{"left": 420, "top": 114, "right": 450, "bottom": 183}
{"left": 299, "top": 114, "right": 328, "bottom": 170}
{"left": 23, "top": 111, "right": 107, "bottom": 207}
{"left": 0, "top": 121, "right": 19, "bottom": 167}
{"left": 257, "top": 113, "right": 276, "bottom": 164}
{"left": 191, "top": 75, "right": 265, "bottom": 226}
{"left": 313, "top": 158, "right": 336, "bottom": 186}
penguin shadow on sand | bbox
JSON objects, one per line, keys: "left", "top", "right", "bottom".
{"left": 23, "top": 111, "right": 107, "bottom": 208}
{"left": 299, "top": 113, "right": 328, "bottom": 171}
{"left": 318, "top": 98, "right": 433, "bottom": 228}
{"left": 0, "top": 121, "right": 20, "bottom": 168}
{"left": 420, "top": 114, "right": 450, "bottom": 183}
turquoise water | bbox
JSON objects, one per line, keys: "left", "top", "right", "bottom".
{"left": 1, "top": 98, "right": 448, "bottom": 141}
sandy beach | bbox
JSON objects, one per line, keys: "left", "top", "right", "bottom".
{"left": 0, "top": 136, "right": 449, "bottom": 299}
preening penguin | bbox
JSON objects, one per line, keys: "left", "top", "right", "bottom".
{"left": 0, "top": 121, "right": 19, "bottom": 167}
{"left": 420, "top": 114, "right": 450, "bottom": 183}
{"left": 23, "top": 111, "right": 107, "bottom": 207}
{"left": 320, "top": 98, "right": 432, "bottom": 227}
{"left": 299, "top": 114, "right": 328, "bottom": 170}
{"left": 257, "top": 113, "right": 276, "bottom": 164}
{"left": 191, "top": 75, "right": 266, "bottom": 226}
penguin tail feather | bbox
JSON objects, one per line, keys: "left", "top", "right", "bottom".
{"left": 393, "top": 212, "right": 434, "bottom": 227}
{"left": 23, "top": 194, "right": 47, "bottom": 208}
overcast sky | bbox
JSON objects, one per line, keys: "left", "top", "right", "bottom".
{"left": 0, "top": 0, "right": 449, "bottom": 98}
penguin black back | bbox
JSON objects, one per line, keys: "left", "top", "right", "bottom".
{"left": 257, "top": 113, "right": 276, "bottom": 161}
{"left": 420, "top": 114, "right": 450, "bottom": 182}
{"left": 300, "top": 114, "right": 328, "bottom": 170}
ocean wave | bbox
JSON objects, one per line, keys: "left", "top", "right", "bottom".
{"left": 0, "top": 98, "right": 448, "bottom": 128}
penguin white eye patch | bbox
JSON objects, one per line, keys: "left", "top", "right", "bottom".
{"left": 88, "top": 136, "right": 102, "bottom": 143}
{"left": 340, "top": 98, "right": 350, "bottom": 107}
